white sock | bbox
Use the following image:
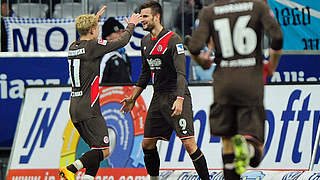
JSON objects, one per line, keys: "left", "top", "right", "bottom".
{"left": 150, "top": 175, "right": 159, "bottom": 180}
{"left": 248, "top": 144, "right": 255, "bottom": 159}
{"left": 83, "top": 174, "right": 95, "bottom": 180}
{"left": 73, "top": 159, "right": 84, "bottom": 170}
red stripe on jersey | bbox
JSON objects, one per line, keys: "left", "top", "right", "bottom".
{"left": 91, "top": 76, "right": 100, "bottom": 107}
{"left": 151, "top": 72, "right": 154, "bottom": 84}
{"left": 150, "top": 31, "right": 174, "bottom": 55}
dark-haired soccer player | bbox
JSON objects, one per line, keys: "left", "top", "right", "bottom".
{"left": 188, "top": 0, "right": 283, "bottom": 179}
{"left": 58, "top": 6, "right": 142, "bottom": 180}
{"left": 120, "top": 1, "right": 210, "bottom": 180}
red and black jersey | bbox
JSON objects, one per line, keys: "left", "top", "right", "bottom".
{"left": 137, "top": 28, "right": 189, "bottom": 98}
{"left": 68, "top": 24, "right": 135, "bottom": 122}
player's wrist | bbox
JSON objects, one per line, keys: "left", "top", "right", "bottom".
{"left": 127, "top": 22, "right": 136, "bottom": 26}
{"left": 176, "top": 96, "right": 184, "bottom": 101}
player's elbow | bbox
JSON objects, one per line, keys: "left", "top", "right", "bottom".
{"left": 270, "top": 28, "right": 283, "bottom": 51}
{"left": 270, "top": 36, "right": 283, "bottom": 51}
{"left": 188, "top": 42, "right": 201, "bottom": 56}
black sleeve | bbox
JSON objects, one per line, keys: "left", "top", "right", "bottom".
{"left": 170, "top": 34, "right": 187, "bottom": 98}
{"left": 259, "top": 1, "right": 283, "bottom": 50}
{"left": 136, "top": 39, "right": 151, "bottom": 89}
{"left": 188, "top": 7, "right": 211, "bottom": 55}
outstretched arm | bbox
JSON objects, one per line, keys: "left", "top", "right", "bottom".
{"left": 102, "top": 13, "right": 142, "bottom": 52}
{"left": 120, "top": 86, "right": 144, "bottom": 113}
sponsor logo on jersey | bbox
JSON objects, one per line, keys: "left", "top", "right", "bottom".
{"left": 176, "top": 44, "right": 184, "bottom": 54}
{"left": 147, "top": 58, "right": 162, "bottom": 70}
{"left": 98, "top": 39, "right": 107, "bottom": 45}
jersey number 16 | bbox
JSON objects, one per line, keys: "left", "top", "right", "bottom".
{"left": 214, "top": 15, "right": 257, "bottom": 58}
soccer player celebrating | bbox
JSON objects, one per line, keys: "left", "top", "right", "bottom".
{"left": 58, "top": 6, "right": 141, "bottom": 180}
{"left": 120, "top": 1, "right": 210, "bottom": 179}
{"left": 188, "top": 0, "right": 283, "bottom": 179}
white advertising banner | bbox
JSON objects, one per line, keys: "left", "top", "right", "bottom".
{"left": 4, "top": 17, "right": 147, "bottom": 55}
{"left": 9, "top": 87, "right": 71, "bottom": 169}
{"left": 7, "top": 84, "right": 320, "bottom": 180}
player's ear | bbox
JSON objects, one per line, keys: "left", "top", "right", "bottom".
{"left": 89, "top": 26, "right": 95, "bottom": 35}
{"left": 156, "top": 13, "right": 161, "bottom": 23}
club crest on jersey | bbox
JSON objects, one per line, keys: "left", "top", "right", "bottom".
{"left": 103, "top": 136, "right": 109, "bottom": 144}
{"left": 98, "top": 39, "right": 107, "bottom": 45}
{"left": 176, "top": 44, "right": 184, "bottom": 54}
{"left": 157, "top": 45, "right": 163, "bottom": 52}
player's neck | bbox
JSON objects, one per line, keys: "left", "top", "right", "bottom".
{"left": 80, "top": 34, "right": 95, "bottom": 41}
{"left": 151, "top": 24, "right": 163, "bottom": 38}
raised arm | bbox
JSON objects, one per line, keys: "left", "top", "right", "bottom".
{"left": 102, "top": 14, "right": 142, "bottom": 53}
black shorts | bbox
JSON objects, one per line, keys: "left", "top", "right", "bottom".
{"left": 144, "top": 92, "right": 194, "bottom": 141}
{"left": 209, "top": 103, "right": 266, "bottom": 143}
{"left": 73, "top": 116, "right": 110, "bottom": 149}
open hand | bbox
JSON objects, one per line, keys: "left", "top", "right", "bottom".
{"left": 171, "top": 99, "right": 183, "bottom": 117}
{"left": 120, "top": 98, "right": 135, "bottom": 113}
{"left": 96, "top": 5, "right": 107, "bottom": 21}
{"left": 124, "top": 13, "right": 142, "bottom": 26}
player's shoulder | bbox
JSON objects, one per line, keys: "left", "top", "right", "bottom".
{"left": 141, "top": 33, "right": 151, "bottom": 44}
{"left": 168, "top": 32, "right": 185, "bottom": 54}
{"left": 68, "top": 41, "right": 78, "bottom": 49}
{"left": 170, "top": 31, "right": 182, "bottom": 40}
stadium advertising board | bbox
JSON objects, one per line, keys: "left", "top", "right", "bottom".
{"left": 268, "top": 54, "right": 320, "bottom": 83}
{"left": 6, "top": 84, "right": 320, "bottom": 179}
{"left": 3, "top": 17, "right": 147, "bottom": 53}
{"left": 0, "top": 54, "right": 187, "bottom": 148}
{"left": 0, "top": 56, "right": 69, "bottom": 147}
{"left": 267, "top": 0, "right": 320, "bottom": 50}
{"left": 0, "top": 53, "right": 318, "bottom": 147}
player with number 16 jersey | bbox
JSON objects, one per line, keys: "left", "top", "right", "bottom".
{"left": 188, "top": 0, "right": 283, "bottom": 179}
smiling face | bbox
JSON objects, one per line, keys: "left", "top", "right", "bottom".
{"left": 141, "top": 7, "right": 158, "bottom": 32}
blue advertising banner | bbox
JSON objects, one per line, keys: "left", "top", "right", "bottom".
{"left": 0, "top": 55, "right": 183, "bottom": 147}
{"left": 267, "top": 0, "right": 320, "bottom": 50}
{"left": 0, "top": 53, "right": 317, "bottom": 147}
{"left": 0, "top": 56, "right": 69, "bottom": 147}
{"left": 268, "top": 53, "right": 320, "bottom": 83}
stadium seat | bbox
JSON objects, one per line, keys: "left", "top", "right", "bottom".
{"left": 162, "top": 1, "right": 176, "bottom": 29}
{"left": 12, "top": 3, "right": 48, "bottom": 18}
{"left": 91, "top": 0, "right": 114, "bottom": 13}
{"left": 99, "top": 2, "right": 131, "bottom": 17}
{"left": 53, "top": 3, "right": 82, "bottom": 18}
{"left": 60, "top": 0, "right": 81, "bottom": 2}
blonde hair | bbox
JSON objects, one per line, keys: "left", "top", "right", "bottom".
{"left": 75, "top": 14, "right": 98, "bottom": 36}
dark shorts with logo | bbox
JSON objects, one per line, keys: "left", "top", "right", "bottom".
{"left": 73, "top": 115, "right": 110, "bottom": 149}
{"left": 144, "top": 92, "right": 194, "bottom": 141}
{"left": 209, "top": 103, "right": 266, "bottom": 143}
